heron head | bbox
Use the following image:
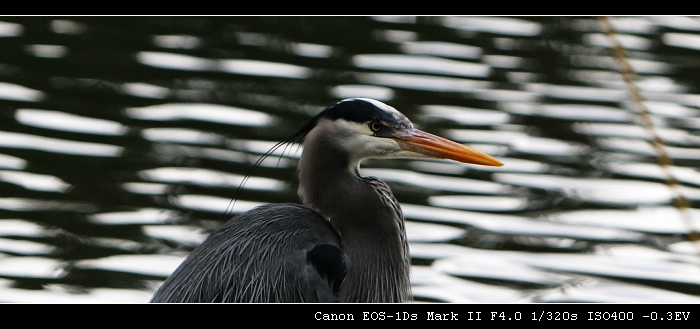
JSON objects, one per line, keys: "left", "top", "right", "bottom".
{"left": 301, "top": 98, "right": 503, "bottom": 168}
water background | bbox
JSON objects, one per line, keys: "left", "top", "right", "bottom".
{"left": 1, "top": 16, "right": 700, "bottom": 303}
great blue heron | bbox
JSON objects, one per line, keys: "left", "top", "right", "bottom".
{"left": 150, "top": 98, "right": 503, "bottom": 303}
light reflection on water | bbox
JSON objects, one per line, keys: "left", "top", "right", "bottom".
{"left": 0, "top": 17, "right": 699, "bottom": 303}
{"left": 125, "top": 103, "right": 278, "bottom": 126}
{"left": 353, "top": 54, "right": 491, "bottom": 77}
{"left": 0, "top": 131, "right": 123, "bottom": 157}
{"left": 0, "top": 82, "right": 45, "bottom": 102}
{"left": 551, "top": 207, "right": 700, "bottom": 234}
{"left": 16, "top": 109, "right": 128, "bottom": 135}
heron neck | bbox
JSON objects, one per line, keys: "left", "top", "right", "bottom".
{"left": 297, "top": 125, "right": 411, "bottom": 302}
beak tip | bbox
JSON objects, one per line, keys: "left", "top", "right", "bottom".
{"left": 478, "top": 157, "right": 504, "bottom": 167}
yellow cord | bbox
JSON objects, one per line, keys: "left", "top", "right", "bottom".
{"left": 597, "top": 17, "right": 700, "bottom": 246}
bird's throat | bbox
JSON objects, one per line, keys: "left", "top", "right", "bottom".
{"left": 297, "top": 125, "right": 411, "bottom": 302}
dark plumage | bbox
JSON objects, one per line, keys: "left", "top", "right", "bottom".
{"left": 151, "top": 204, "right": 343, "bottom": 302}
{"left": 151, "top": 98, "right": 502, "bottom": 303}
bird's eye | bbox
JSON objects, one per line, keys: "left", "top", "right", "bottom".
{"left": 369, "top": 122, "right": 383, "bottom": 132}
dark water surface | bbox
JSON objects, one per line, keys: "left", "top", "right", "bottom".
{"left": 1, "top": 16, "right": 700, "bottom": 303}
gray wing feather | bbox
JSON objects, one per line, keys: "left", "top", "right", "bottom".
{"left": 151, "top": 203, "right": 343, "bottom": 303}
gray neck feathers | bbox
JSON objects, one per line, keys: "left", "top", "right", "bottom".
{"left": 297, "top": 119, "right": 411, "bottom": 302}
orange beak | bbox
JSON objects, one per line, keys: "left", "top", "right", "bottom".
{"left": 393, "top": 129, "right": 503, "bottom": 167}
